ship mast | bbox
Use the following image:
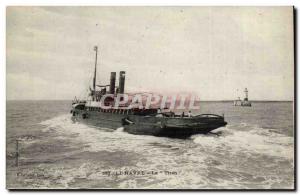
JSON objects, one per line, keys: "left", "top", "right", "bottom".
{"left": 93, "top": 46, "right": 98, "bottom": 100}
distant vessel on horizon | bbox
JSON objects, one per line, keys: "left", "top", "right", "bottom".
{"left": 233, "top": 88, "right": 252, "bottom": 107}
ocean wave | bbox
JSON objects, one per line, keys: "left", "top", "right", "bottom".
{"left": 35, "top": 114, "right": 294, "bottom": 189}
{"left": 192, "top": 125, "right": 294, "bottom": 160}
{"left": 40, "top": 114, "right": 294, "bottom": 160}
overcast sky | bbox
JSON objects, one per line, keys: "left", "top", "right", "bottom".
{"left": 7, "top": 6, "right": 294, "bottom": 100}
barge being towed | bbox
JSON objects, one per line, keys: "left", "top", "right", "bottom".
{"left": 71, "top": 46, "right": 227, "bottom": 138}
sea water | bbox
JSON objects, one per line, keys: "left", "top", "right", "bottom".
{"left": 6, "top": 100, "right": 294, "bottom": 189}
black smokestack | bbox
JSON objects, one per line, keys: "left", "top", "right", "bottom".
{"left": 109, "top": 72, "right": 116, "bottom": 94}
{"left": 119, "top": 71, "right": 125, "bottom": 94}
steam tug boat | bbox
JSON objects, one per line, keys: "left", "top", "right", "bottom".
{"left": 71, "top": 46, "right": 227, "bottom": 138}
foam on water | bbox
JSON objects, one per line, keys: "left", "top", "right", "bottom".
{"left": 6, "top": 101, "right": 294, "bottom": 189}
{"left": 40, "top": 114, "right": 178, "bottom": 152}
{"left": 40, "top": 115, "right": 293, "bottom": 162}
{"left": 37, "top": 115, "right": 209, "bottom": 188}
{"left": 28, "top": 114, "right": 294, "bottom": 189}
{"left": 192, "top": 125, "right": 294, "bottom": 160}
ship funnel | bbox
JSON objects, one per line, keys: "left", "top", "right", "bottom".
{"left": 119, "top": 71, "right": 126, "bottom": 94}
{"left": 109, "top": 72, "right": 116, "bottom": 94}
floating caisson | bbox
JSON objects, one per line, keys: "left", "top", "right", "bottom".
{"left": 71, "top": 46, "right": 227, "bottom": 138}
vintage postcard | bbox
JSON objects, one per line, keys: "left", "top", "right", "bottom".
{"left": 6, "top": 6, "right": 294, "bottom": 190}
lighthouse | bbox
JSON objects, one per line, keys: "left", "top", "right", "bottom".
{"left": 244, "top": 88, "right": 248, "bottom": 101}
{"left": 233, "top": 88, "right": 252, "bottom": 107}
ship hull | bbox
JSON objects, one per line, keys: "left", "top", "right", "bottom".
{"left": 123, "top": 114, "right": 227, "bottom": 138}
{"left": 124, "top": 123, "right": 226, "bottom": 138}
{"left": 72, "top": 109, "right": 124, "bottom": 129}
{"left": 72, "top": 109, "right": 227, "bottom": 138}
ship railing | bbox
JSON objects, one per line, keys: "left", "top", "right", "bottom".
{"left": 194, "top": 114, "right": 224, "bottom": 118}
{"left": 142, "top": 112, "right": 225, "bottom": 119}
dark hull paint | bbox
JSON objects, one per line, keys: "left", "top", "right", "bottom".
{"left": 72, "top": 109, "right": 227, "bottom": 138}
{"left": 124, "top": 116, "right": 227, "bottom": 138}
{"left": 73, "top": 110, "right": 124, "bottom": 129}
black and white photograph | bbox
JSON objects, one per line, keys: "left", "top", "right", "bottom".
{"left": 6, "top": 6, "right": 295, "bottom": 190}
